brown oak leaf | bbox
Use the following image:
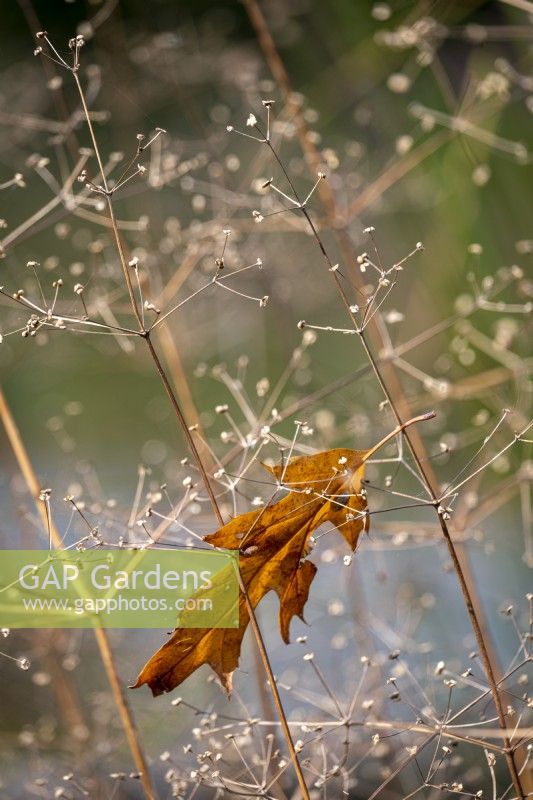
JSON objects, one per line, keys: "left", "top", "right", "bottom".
{"left": 132, "top": 447, "right": 369, "bottom": 696}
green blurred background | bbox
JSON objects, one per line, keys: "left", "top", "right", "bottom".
{"left": 0, "top": 1, "right": 531, "bottom": 797}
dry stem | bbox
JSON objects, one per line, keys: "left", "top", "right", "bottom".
{"left": 72, "top": 65, "right": 311, "bottom": 800}
{"left": 0, "top": 387, "right": 157, "bottom": 800}
{"left": 242, "top": 3, "right": 526, "bottom": 795}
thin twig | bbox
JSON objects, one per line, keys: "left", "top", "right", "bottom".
{"left": 72, "top": 59, "right": 311, "bottom": 800}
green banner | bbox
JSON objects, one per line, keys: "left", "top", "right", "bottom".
{"left": 0, "top": 549, "right": 239, "bottom": 629}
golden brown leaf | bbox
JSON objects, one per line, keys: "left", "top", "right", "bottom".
{"left": 132, "top": 448, "right": 369, "bottom": 696}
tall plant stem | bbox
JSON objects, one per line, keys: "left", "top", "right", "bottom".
{"left": 242, "top": 5, "right": 525, "bottom": 795}
{"left": 0, "top": 387, "right": 158, "bottom": 800}
{"left": 299, "top": 153, "right": 523, "bottom": 798}
{"left": 73, "top": 69, "right": 311, "bottom": 800}
{"left": 268, "top": 133, "right": 525, "bottom": 800}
